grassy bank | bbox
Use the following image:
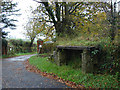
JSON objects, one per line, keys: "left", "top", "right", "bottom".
{"left": 2, "top": 52, "right": 37, "bottom": 58}
{"left": 56, "top": 36, "right": 120, "bottom": 75}
{"left": 29, "top": 55, "right": 119, "bottom": 88}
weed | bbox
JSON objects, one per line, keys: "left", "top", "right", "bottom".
{"left": 29, "top": 55, "right": 119, "bottom": 88}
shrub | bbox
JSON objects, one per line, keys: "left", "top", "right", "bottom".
{"left": 56, "top": 36, "right": 120, "bottom": 75}
{"left": 42, "top": 43, "right": 56, "bottom": 54}
{"left": 8, "top": 39, "right": 37, "bottom": 53}
{"left": 96, "top": 41, "right": 120, "bottom": 75}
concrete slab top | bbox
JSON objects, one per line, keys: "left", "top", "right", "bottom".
{"left": 57, "top": 46, "right": 97, "bottom": 50}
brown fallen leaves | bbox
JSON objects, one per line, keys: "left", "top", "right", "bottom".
{"left": 24, "top": 59, "right": 85, "bottom": 89}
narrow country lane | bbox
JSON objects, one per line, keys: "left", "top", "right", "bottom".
{"left": 2, "top": 54, "right": 70, "bottom": 88}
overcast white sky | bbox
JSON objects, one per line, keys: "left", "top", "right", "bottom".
{"left": 5, "top": 0, "right": 39, "bottom": 40}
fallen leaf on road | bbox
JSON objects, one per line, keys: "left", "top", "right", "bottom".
{"left": 24, "top": 59, "right": 85, "bottom": 89}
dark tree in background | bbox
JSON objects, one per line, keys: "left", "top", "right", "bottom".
{"left": 0, "top": 0, "right": 20, "bottom": 38}
{"left": 102, "top": 0, "right": 120, "bottom": 42}
{"left": 0, "top": 0, "right": 19, "bottom": 55}
{"left": 33, "top": 0, "right": 116, "bottom": 38}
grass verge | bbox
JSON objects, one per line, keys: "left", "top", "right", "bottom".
{"left": 29, "top": 55, "right": 119, "bottom": 88}
{"left": 2, "top": 52, "right": 37, "bottom": 58}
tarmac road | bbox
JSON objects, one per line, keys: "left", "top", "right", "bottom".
{"left": 2, "top": 54, "right": 69, "bottom": 88}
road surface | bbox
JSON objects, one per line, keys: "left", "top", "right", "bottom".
{"left": 2, "top": 54, "right": 69, "bottom": 88}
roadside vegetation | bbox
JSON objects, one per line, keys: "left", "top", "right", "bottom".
{"left": 2, "top": 1, "right": 119, "bottom": 89}
{"left": 2, "top": 39, "right": 37, "bottom": 58}
{"left": 2, "top": 52, "right": 37, "bottom": 58}
{"left": 28, "top": 1, "right": 119, "bottom": 88}
{"left": 56, "top": 35, "right": 120, "bottom": 75}
{"left": 29, "top": 55, "right": 119, "bottom": 88}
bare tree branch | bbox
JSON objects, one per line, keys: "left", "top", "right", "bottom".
{"left": 46, "top": 25, "right": 54, "bottom": 35}
{"left": 32, "top": 0, "right": 43, "bottom": 3}
{"left": 68, "top": 2, "right": 78, "bottom": 13}
{"left": 69, "top": 3, "right": 81, "bottom": 14}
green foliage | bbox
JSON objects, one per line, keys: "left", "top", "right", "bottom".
{"left": 0, "top": 0, "right": 20, "bottom": 39}
{"left": 0, "top": 0, "right": 19, "bottom": 30}
{"left": 29, "top": 55, "right": 119, "bottom": 88}
{"left": 7, "top": 48, "right": 15, "bottom": 56}
{"left": 35, "top": 2, "right": 111, "bottom": 37}
{"left": 30, "top": 1, "right": 119, "bottom": 87}
{"left": 8, "top": 39, "right": 37, "bottom": 54}
{"left": 42, "top": 43, "right": 56, "bottom": 53}
{"left": 97, "top": 41, "right": 120, "bottom": 74}
{"left": 24, "top": 8, "right": 48, "bottom": 47}
{"left": 68, "top": 57, "right": 82, "bottom": 69}
{"left": 2, "top": 52, "right": 36, "bottom": 58}
{"left": 56, "top": 35, "right": 120, "bottom": 74}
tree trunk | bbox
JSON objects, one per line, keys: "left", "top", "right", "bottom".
{"left": 42, "top": 2, "right": 73, "bottom": 37}
{"left": 29, "top": 39, "right": 34, "bottom": 52}
{"left": 55, "top": 2, "right": 70, "bottom": 37}
{"left": 110, "top": 1, "right": 117, "bottom": 42}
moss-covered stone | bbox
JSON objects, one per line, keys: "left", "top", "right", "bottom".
{"left": 50, "top": 46, "right": 99, "bottom": 73}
